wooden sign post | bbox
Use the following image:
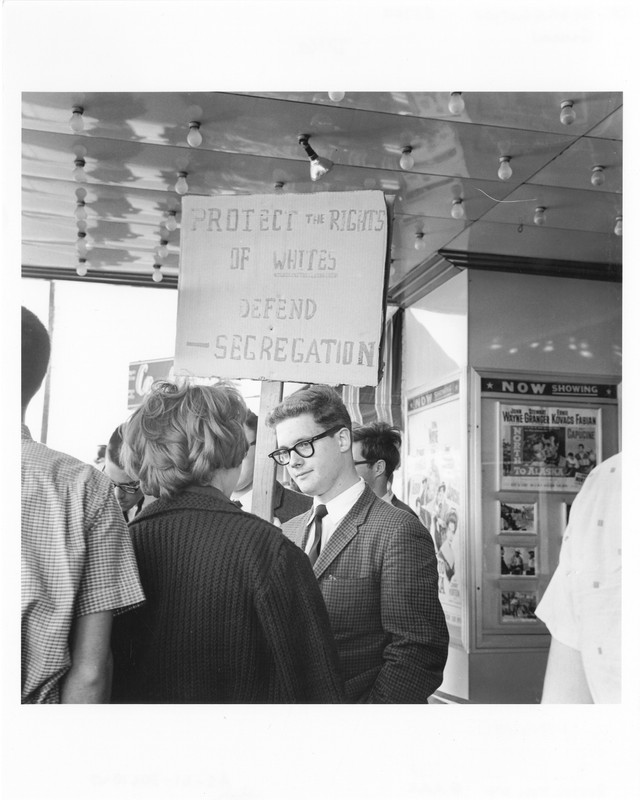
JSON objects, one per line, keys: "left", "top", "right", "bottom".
{"left": 174, "top": 191, "right": 389, "bottom": 522}
{"left": 252, "top": 381, "right": 283, "bottom": 523}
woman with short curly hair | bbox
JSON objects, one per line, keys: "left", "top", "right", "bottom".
{"left": 111, "top": 380, "right": 343, "bottom": 704}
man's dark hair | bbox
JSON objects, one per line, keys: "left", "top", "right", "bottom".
{"left": 245, "top": 409, "right": 258, "bottom": 434}
{"left": 352, "top": 421, "right": 402, "bottom": 479}
{"left": 266, "top": 384, "right": 352, "bottom": 433}
{"left": 22, "top": 306, "right": 51, "bottom": 409}
{"left": 107, "top": 424, "right": 126, "bottom": 469}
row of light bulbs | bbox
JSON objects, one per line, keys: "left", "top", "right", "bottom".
{"left": 328, "top": 92, "right": 466, "bottom": 114}
{"left": 413, "top": 207, "right": 622, "bottom": 249}
{"left": 399, "top": 148, "right": 611, "bottom": 187}
{"left": 69, "top": 102, "right": 610, "bottom": 189}
{"left": 328, "top": 94, "right": 580, "bottom": 126}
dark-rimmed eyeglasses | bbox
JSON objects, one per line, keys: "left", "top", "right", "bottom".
{"left": 353, "top": 460, "right": 375, "bottom": 467}
{"left": 102, "top": 467, "right": 140, "bottom": 494}
{"left": 110, "top": 479, "right": 141, "bottom": 494}
{"left": 268, "top": 424, "right": 344, "bottom": 466}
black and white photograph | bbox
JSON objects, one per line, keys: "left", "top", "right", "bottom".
{"left": 500, "top": 501, "right": 537, "bottom": 533}
{"left": 501, "top": 591, "right": 539, "bottom": 621}
{"left": 4, "top": 2, "right": 633, "bottom": 800}
{"left": 500, "top": 546, "right": 537, "bottom": 576}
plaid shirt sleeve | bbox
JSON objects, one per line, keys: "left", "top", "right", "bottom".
{"left": 75, "top": 470, "right": 146, "bottom": 617}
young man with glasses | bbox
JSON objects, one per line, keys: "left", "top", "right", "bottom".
{"left": 266, "top": 385, "right": 448, "bottom": 704}
{"left": 231, "top": 410, "right": 312, "bottom": 524}
{"left": 351, "top": 421, "right": 418, "bottom": 518}
{"left": 104, "top": 424, "right": 153, "bottom": 521}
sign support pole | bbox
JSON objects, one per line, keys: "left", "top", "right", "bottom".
{"left": 252, "top": 380, "right": 284, "bottom": 523}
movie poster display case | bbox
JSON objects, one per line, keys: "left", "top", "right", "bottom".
{"left": 472, "top": 370, "right": 619, "bottom": 652}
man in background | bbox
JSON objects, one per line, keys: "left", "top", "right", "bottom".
{"left": 231, "top": 409, "right": 312, "bottom": 524}
{"left": 267, "top": 385, "right": 448, "bottom": 703}
{"left": 536, "top": 452, "right": 621, "bottom": 703}
{"left": 351, "top": 421, "right": 417, "bottom": 518}
{"left": 21, "top": 306, "right": 145, "bottom": 703}
{"left": 104, "top": 423, "right": 155, "bottom": 522}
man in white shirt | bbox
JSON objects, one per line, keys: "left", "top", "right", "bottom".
{"left": 536, "top": 452, "right": 621, "bottom": 703}
{"left": 266, "top": 385, "right": 448, "bottom": 703}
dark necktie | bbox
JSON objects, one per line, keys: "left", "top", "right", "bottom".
{"left": 308, "top": 504, "right": 328, "bottom": 566}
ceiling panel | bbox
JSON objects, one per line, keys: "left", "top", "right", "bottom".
{"left": 21, "top": 91, "right": 623, "bottom": 297}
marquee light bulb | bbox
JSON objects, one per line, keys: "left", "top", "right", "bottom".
{"left": 448, "top": 92, "right": 465, "bottom": 115}
{"left": 614, "top": 216, "right": 622, "bottom": 236}
{"left": 73, "top": 158, "right": 86, "bottom": 182}
{"left": 451, "top": 199, "right": 465, "bottom": 220}
{"left": 69, "top": 106, "right": 84, "bottom": 133}
{"left": 498, "top": 156, "right": 512, "bottom": 181}
{"left": 591, "top": 165, "right": 605, "bottom": 187}
{"left": 155, "top": 241, "right": 169, "bottom": 260}
{"left": 328, "top": 92, "right": 345, "bottom": 102}
{"left": 560, "top": 100, "right": 576, "bottom": 126}
{"left": 414, "top": 232, "right": 427, "bottom": 251}
{"left": 175, "top": 172, "right": 189, "bottom": 195}
{"left": 165, "top": 211, "right": 178, "bottom": 231}
{"left": 76, "top": 259, "right": 87, "bottom": 277}
{"left": 399, "top": 146, "right": 414, "bottom": 171}
{"left": 533, "top": 206, "right": 546, "bottom": 226}
{"left": 75, "top": 201, "right": 87, "bottom": 221}
{"left": 76, "top": 236, "right": 89, "bottom": 257}
{"left": 187, "top": 121, "right": 202, "bottom": 148}
{"left": 152, "top": 265, "right": 164, "bottom": 283}
{"left": 76, "top": 219, "right": 87, "bottom": 233}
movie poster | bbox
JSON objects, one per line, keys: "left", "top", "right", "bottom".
{"left": 500, "top": 404, "right": 601, "bottom": 491}
{"left": 406, "top": 380, "right": 463, "bottom": 641}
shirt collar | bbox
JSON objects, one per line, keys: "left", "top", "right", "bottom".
{"left": 21, "top": 423, "right": 33, "bottom": 440}
{"left": 310, "top": 477, "right": 366, "bottom": 526}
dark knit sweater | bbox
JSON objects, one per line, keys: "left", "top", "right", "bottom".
{"left": 111, "top": 485, "right": 344, "bottom": 703}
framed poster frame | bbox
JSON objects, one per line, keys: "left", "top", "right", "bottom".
{"left": 471, "top": 369, "right": 620, "bottom": 651}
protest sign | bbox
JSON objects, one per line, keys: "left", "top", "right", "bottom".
{"left": 174, "top": 191, "right": 389, "bottom": 386}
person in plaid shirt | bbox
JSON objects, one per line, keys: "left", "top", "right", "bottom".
{"left": 267, "top": 385, "right": 449, "bottom": 703}
{"left": 21, "top": 307, "right": 145, "bottom": 703}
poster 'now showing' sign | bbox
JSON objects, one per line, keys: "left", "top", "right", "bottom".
{"left": 174, "top": 191, "right": 389, "bottom": 386}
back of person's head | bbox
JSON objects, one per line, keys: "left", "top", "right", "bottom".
{"left": 107, "top": 424, "right": 126, "bottom": 470}
{"left": 21, "top": 307, "right": 51, "bottom": 410}
{"left": 245, "top": 409, "right": 258, "bottom": 434}
{"left": 352, "top": 421, "right": 402, "bottom": 478}
{"left": 122, "top": 380, "right": 248, "bottom": 499}
{"left": 266, "top": 384, "right": 352, "bottom": 432}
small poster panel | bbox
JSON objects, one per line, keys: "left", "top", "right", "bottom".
{"left": 501, "top": 591, "right": 538, "bottom": 622}
{"left": 174, "top": 191, "right": 388, "bottom": 386}
{"left": 406, "top": 380, "right": 463, "bottom": 641}
{"left": 500, "top": 502, "right": 536, "bottom": 534}
{"left": 500, "top": 546, "right": 537, "bottom": 576}
{"left": 500, "top": 404, "right": 600, "bottom": 491}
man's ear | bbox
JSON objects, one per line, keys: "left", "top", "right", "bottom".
{"left": 373, "top": 459, "right": 387, "bottom": 478}
{"left": 337, "top": 427, "right": 352, "bottom": 453}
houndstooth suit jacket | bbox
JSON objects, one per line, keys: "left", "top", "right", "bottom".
{"left": 283, "top": 484, "right": 449, "bottom": 703}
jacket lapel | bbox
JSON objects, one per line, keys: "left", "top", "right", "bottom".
{"left": 272, "top": 482, "right": 284, "bottom": 515}
{"left": 313, "top": 485, "right": 377, "bottom": 578}
{"left": 285, "top": 507, "right": 315, "bottom": 550}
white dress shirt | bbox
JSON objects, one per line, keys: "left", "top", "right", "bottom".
{"left": 304, "top": 478, "right": 366, "bottom": 557}
{"left": 231, "top": 486, "right": 253, "bottom": 511}
{"left": 536, "top": 453, "right": 621, "bottom": 703}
